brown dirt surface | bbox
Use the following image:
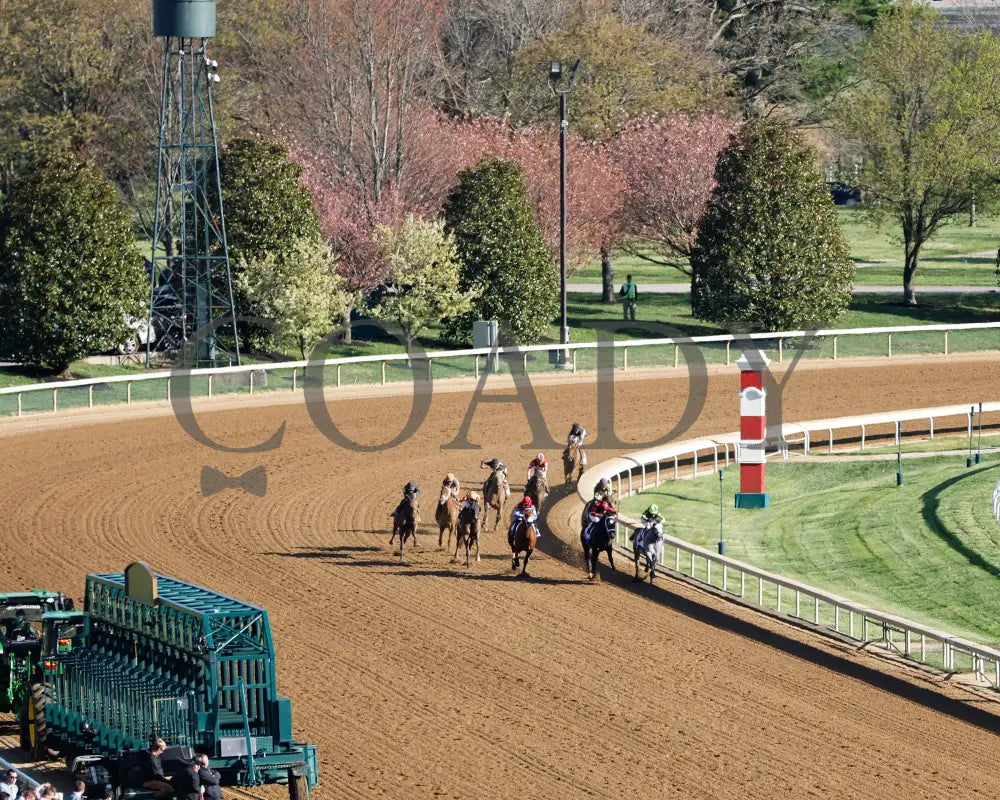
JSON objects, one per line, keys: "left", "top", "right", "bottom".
{"left": 2, "top": 357, "right": 1000, "bottom": 799}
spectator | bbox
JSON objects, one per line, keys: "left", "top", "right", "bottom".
{"left": 68, "top": 781, "right": 85, "bottom": 800}
{"left": 35, "top": 786, "right": 54, "bottom": 800}
{"left": 17, "top": 789, "right": 36, "bottom": 800}
{"left": 618, "top": 274, "right": 638, "bottom": 321}
{"left": 0, "top": 770, "right": 18, "bottom": 800}
{"left": 196, "top": 756, "right": 220, "bottom": 800}
{"left": 172, "top": 760, "right": 201, "bottom": 800}
{"left": 139, "top": 739, "right": 173, "bottom": 800}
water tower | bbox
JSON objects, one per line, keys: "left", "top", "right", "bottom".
{"left": 146, "top": 0, "right": 240, "bottom": 367}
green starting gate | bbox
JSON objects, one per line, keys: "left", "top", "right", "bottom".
{"left": 40, "top": 562, "right": 317, "bottom": 797}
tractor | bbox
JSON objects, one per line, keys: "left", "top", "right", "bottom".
{"left": 0, "top": 591, "right": 79, "bottom": 755}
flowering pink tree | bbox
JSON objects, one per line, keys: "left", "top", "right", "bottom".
{"left": 611, "top": 113, "right": 737, "bottom": 274}
{"left": 405, "top": 112, "right": 623, "bottom": 270}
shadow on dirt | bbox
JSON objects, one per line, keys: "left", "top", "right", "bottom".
{"left": 538, "top": 484, "right": 1000, "bottom": 736}
{"left": 382, "top": 568, "right": 585, "bottom": 585}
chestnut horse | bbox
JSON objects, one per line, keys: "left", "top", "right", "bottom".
{"left": 389, "top": 496, "right": 418, "bottom": 560}
{"left": 454, "top": 502, "right": 482, "bottom": 568}
{"left": 562, "top": 443, "right": 585, "bottom": 485}
{"left": 509, "top": 518, "right": 538, "bottom": 577}
{"left": 480, "top": 466, "right": 509, "bottom": 532}
{"left": 525, "top": 470, "right": 548, "bottom": 512}
{"left": 436, "top": 488, "right": 461, "bottom": 550}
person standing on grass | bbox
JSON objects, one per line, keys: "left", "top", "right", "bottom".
{"left": 619, "top": 274, "right": 638, "bottom": 321}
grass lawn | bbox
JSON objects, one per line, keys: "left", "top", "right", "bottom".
{"left": 620, "top": 457, "right": 1000, "bottom": 645}
{"left": 570, "top": 207, "right": 1000, "bottom": 288}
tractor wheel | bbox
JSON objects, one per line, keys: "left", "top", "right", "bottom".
{"left": 19, "top": 704, "right": 31, "bottom": 752}
{"left": 28, "top": 683, "right": 47, "bottom": 760}
{"left": 288, "top": 773, "right": 309, "bottom": 800}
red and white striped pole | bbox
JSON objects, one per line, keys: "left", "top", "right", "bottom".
{"left": 735, "top": 349, "right": 771, "bottom": 509}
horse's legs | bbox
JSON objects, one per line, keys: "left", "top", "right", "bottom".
{"left": 521, "top": 548, "right": 532, "bottom": 576}
{"left": 474, "top": 534, "right": 480, "bottom": 563}
{"left": 633, "top": 550, "right": 641, "bottom": 582}
{"left": 607, "top": 546, "right": 616, "bottom": 572}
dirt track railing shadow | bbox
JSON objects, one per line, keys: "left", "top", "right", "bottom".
{"left": 537, "top": 483, "right": 1000, "bottom": 737}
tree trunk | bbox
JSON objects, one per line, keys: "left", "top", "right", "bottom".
{"left": 903, "top": 252, "right": 918, "bottom": 306}
{"left": 341, "top": 305, "right": 352, "bottom": 344}
{"left": 970, "top": 197, "right": 977, "bottom": 228}
{"left": 601, "top": 243, "right": 614, "bottom": 303}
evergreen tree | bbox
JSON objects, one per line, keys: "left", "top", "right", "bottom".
{"left": 219, "top": 136, "right": 320, "bottom": 263}
{"left": 691, "top": 121, "right": 854, "bottom": 332}
{"left": 443, "top": 158, "right": 557, "bottom": 344}
{"left": 0, "top": 151, "right": 145, "bottom": 373}
{"left": 217, "top": 136, "right": 321, "bottom": 350}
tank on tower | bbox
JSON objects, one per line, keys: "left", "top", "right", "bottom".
{"left": 147, "top": 0, "right": 239, "bottom": 367}
{"left": 153, "top": 0, "right": 216, "bottom": 37}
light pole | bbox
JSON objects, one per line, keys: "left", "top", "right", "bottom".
{"left": 549, "top": 59, "right": 581, "bottom": 367}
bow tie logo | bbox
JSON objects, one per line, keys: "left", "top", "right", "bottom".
{"left": 200, "top": 465, "right": 267, "bottom": 497}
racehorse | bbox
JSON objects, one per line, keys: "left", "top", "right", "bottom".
{"left": 480, "top": 464, "right": 509, "bottom": 532}
{"left": 581, "top": 513, "right": 617, "bottom": 580}
{"left": 454, "top": 502, "right": 481, "bottom": 568}
{"left": 525, "top": 470, "right": 549, "bottom": 512}
{"left": 632, "top": 521, "right": 663, "bottom": 584}
{"left": 562, "top": 442, "right": 585, "bottom": 485}
{"left": 389, "top": 496, "right": 418, "bottom": 560}
{"left": 509, "top": 517, "right": 538, "bottom": 577}
{"left": 436, "top": 487, "right": 460, "bottom": 551}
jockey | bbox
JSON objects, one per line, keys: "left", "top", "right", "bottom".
{"left": 480, "top": 458, "right": 509, "bottom": 486}
{"left": 463, "top": 491, "right": 481, "bottom": 511}
{"left": 509, "top": 495, "right": 539, "bottom": 543}
{"left": 632, "top": 503, "right": 664, "bottom": 545}
{"left": 392, "top": 482, "right": 420, "bottom": 522}
{"left": 526, "top": 453, "right": 548, "bottom": 483}
{"left": 582, "top": 496, "right": 615, "bottom": 544}
{"left": 567, "top": 423, "right": 588, "bottom": 467}
{"left": 587, "top": 497, "right": 616, "bottom": 524}
{"left": 593, "top": 477, "right": 613, "bottom": 503}
{"left": 442, "top": 472, "right": 460, "bottom": 500}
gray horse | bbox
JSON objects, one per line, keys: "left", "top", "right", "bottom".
{"left": 631, "top": 521, "right": 663, "bottom": 583}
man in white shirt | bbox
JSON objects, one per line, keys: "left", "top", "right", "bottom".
{"left": 67, "top": 781, "right": 85, "bottom": 800}
{"left": 0, "top": 770, "right": 18, "bottom": 800}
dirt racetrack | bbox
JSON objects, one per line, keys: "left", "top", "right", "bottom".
{"left": 3, "top": 356, "right": 1000, "bottom": 799}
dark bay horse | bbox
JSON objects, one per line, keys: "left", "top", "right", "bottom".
{"left": 562, "top": 443, "right": 585, "bottom": 485}
{"left": 389, "top": 496, "right": 418, "bottom": 560}
{"left": 525, "top": 470, "right": 549, "bottom": 512}
{"left": 581, "top": 513, "right": 618, "bottom": 580}
{"left": 454, "top": 502, "right": 481, "bottom": 568}
{"left": 509, "top": 518, "right": 538, "bottom": 577}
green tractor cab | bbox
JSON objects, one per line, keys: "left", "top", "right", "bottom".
{"left": 0, "top": 591, "right": 78, "bottom": 755}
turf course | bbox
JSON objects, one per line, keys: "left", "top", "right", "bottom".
{"left": 620, "top": 456, "right": 1000, "bottom": 645}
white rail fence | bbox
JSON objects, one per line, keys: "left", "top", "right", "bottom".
{"left": 2, "top": 321, "right": 1000, "bottom": 417}
{"left": 577, "top": 403, "right": 1000, "bottom": 689}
